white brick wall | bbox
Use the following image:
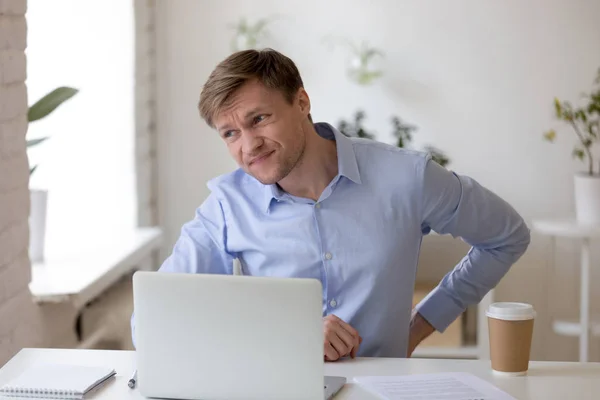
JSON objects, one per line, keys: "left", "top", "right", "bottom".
{"left": 0, "top": 0, "right": 44, "bottom": 365}
{"left": 0, "top": 0, "right": 26, "bottom": 15}
{"left": 134, "top": 0, "right": 158, "bottom": 228}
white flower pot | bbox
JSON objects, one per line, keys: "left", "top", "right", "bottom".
{"left": 29, "top": 189, "right": 48, "bottom": 263}
{"left": 574, "top": 174, "right": 600, "bottom": 225}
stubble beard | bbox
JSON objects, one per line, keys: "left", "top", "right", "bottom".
{"left": 252, "top": 125, "right": 307, "bottom": 186}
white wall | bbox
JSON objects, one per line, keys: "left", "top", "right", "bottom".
{"left": 155, "top": 0, "right": 600, "bottom": 361}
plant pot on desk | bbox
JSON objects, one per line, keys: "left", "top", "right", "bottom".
{"left": 29, "top": 188, "right": 48, "bottom": 263}
{"left": 574, "top": 173, "right": 600, "bottom": 225}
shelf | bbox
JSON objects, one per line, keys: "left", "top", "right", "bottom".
{"left": 29, "top": 227, "right": 163, "bottom": 309}
{"left": 553, "top": 319, "right": 600, "bottom": 337}
{"left": 531, "top": 218, "right": 600, "bottom": 238}
{"left": 411, "top": 345, "right": 478, "bottom": 359}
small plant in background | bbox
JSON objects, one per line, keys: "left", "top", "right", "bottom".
{"left": 423, "top": 145, "right": 449, "bottom": 168}
{"left": 345, "top": 41, "right": 384, "bottom": 86}
{"left": 322, "top": 36, "right": 384, "bottom": 86}
{"left": 337, "top": 110, "right": 451, "bottom": 167}
{"left": 543, "top": 68, "right": 600, "bottom": 176}
{"left": 337, "top": 110, "right": 375, "bottom": 140}
{"left": 27, "top": 86, "right": 79, "bottom": 175}
{"left": 229, "top": 16, "right": 272, "bottom": 52}
{"left": 390, "top": 116, "right": 416, "bottom": 148}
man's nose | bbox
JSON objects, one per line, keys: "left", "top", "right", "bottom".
{"left": 241, "top": 130, "right": 264, "bottom": 155}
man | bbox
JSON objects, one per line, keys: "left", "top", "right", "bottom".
{"left": 131, "top": 48, "right": 530, "bottom": 361}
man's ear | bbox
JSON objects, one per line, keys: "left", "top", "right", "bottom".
{"left": 297, "top": 88, "right": 311, "bottom": 117}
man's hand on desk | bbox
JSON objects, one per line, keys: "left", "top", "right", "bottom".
{"left": 323, "top": 314, "right": 362, "bottom": 361}
{"left": 407, "top": 310, "right": 436, "bottom": 357}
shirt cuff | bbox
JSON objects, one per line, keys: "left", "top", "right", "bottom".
{"left": 414, "top": 285, "right": 466, "bottom": 333}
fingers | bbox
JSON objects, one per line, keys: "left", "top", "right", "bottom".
{"left": 331, "top": 316, "right": 360, "bottom": 355}
{"left": 335, "top": 325, "right": 358, "bottom": 356}
{"left": 350, "top": 336, "right": 363, "bottom": 358}
{"left": 336, "top": 317, "right": 360, "bottom": 340}
{"left": 324, "top": 342, "right": 338, "bottom": 361}
{"left": 323, "top": 315, "right": 362, "bottom": 361}
{"left": 328, "top": 332, "right": 350, "bottom": 358}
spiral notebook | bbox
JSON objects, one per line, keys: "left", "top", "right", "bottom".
{"left": 0, "top": 364, "right": 116, "bottom": 399}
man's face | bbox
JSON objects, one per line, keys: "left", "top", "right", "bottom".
{"left": 213, "top": 80, "right": 309, "bottom": 185}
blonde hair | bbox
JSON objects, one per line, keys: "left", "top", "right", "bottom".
{"left": 198, "top": 48, "right": 307, "bottom": 128}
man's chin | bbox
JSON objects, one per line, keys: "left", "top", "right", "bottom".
{"left": 243, "top": 168, "right": 281, "bottom": 186}
{"left": 252, "top": 174, "right": 280, "bottom": 186}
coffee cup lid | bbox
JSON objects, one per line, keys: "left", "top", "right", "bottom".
{"left": 486, "top": 302, "right": 536, "bottom": 321}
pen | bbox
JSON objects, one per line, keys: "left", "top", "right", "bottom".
{"left": 233, "top": 258, "right": 243, "bottom": 276}
{"left": 128, "top": 369, "right": 137, "bottom": 389}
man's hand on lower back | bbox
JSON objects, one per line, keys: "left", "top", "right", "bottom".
{"left": 323, "top": 314, "right": 362, "bottom": 362}
{"left": 407, "top": 310, "right": 436, "bottom": 357}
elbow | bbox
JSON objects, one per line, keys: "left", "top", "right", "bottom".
{"left": 517, "top": 217, "right": 531, "bottom": 248}
{"left": 507, "top": 217, "right": 531, "bottom": 261}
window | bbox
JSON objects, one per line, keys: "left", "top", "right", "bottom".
{"left": 26, "top": 0, "right": 136, "bottom": 256}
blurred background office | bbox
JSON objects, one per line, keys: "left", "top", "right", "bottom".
{"left": 1, "top": 0, "right": 599, "bottom": 366}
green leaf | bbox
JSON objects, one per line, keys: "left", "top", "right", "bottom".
{"left": 575, "top": 109, "right": 588, "bottom": 122}
{"left": 572, "top": 148, "right": 585, "bottom": 160}
{"left": 564, "top": 111, "right": 574, "bottom": 121}
{"left": 26, "top": 137, "right": 49, "bottom": 148}
{"left": 543, "top": 130, "right": 556, "bottom": 142}
{"left": 587, "top": 103, "right": 600, "bottom": 114}
{"left": 554, "top": 98, "right": 562, "bottom": 118}
{"left": 30, "top": 165, "right": 38, "bottom": 176}
{"left": 28, "top": 86, "right": 78, "bottom": 123}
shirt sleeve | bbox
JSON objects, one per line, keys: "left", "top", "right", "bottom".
{"left": 130, "top": 191, "right": 234, "bottom": 346}
{"left": 155, "top": 192, "right": 235, "bottom": 275}
{"left": 414, "top": 156, "right": 531, "bottom": 332}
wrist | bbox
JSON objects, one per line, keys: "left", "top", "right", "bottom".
{"left": 409, "top": 311, "right": 435, "bottom": 341}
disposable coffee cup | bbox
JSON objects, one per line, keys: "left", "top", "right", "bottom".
{"left": 486, "top": 302, "right": 535, "bottom": 376}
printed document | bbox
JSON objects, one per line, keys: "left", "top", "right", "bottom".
{"left": 353, "top": 372, "right": 517, "bottom": 400}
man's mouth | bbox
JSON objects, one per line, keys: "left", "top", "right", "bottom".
{"left": 249, "top": 151, "right": 275, "bottom": 166}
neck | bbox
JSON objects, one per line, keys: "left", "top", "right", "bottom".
{"left": 277, "top": 122, "right": 338, "bottom": 201}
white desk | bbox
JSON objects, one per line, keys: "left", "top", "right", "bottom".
{"left": 1, "top": 349, "right": 600, "bottom": 399}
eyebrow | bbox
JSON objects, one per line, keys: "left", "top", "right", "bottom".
{"left": 243, "top": 107, "right": 268, "bottom": 119}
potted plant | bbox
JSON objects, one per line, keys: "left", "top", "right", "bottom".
{"left": 27, "top": 86, "right": 78, "bottom": 262}
{"left": 229, "top": 16, "right": 273, "bottom": 52}
{"left": 322, "top": 37, "right": 384, "bottom": 86}
{"left": 337, "top": 110, "right": 451, "bottom": 167}
{"left": 543, "top": 68, "right": 600, "bottom": 224}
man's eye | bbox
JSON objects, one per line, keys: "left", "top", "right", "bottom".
{"left": 253, "top": 115, "right": 266, "bottom": 124}
{"left": 223, "top": 131, "right": 235, "bottom": 139}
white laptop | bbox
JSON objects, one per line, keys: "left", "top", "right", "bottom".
{"left": 132, "top": 271, "right": 346, "bottom": 400}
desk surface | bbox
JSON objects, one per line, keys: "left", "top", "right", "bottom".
{"left": 1, "top": 349, "right": 600, "bottom": 399}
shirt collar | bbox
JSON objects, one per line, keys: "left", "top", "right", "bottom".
{"left": 262, "top": 122, "right": 362, "bottom": 213}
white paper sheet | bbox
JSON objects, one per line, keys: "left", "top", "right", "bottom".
{"left": 353, "top": 372, "right": 516, "bottom": 400}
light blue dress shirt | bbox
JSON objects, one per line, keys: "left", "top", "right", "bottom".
{"left": 131, "top": 122, "right": 530, "bottom": 358}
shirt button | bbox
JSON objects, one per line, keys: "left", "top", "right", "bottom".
{"left": 325, "top": 252, "right": 333, "bottom": 260}
{"left": 329, "top": 299, "right": 337, "bottom": 308}
{"left": 315, "top": 203, "right": 321, "bottom": 209}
